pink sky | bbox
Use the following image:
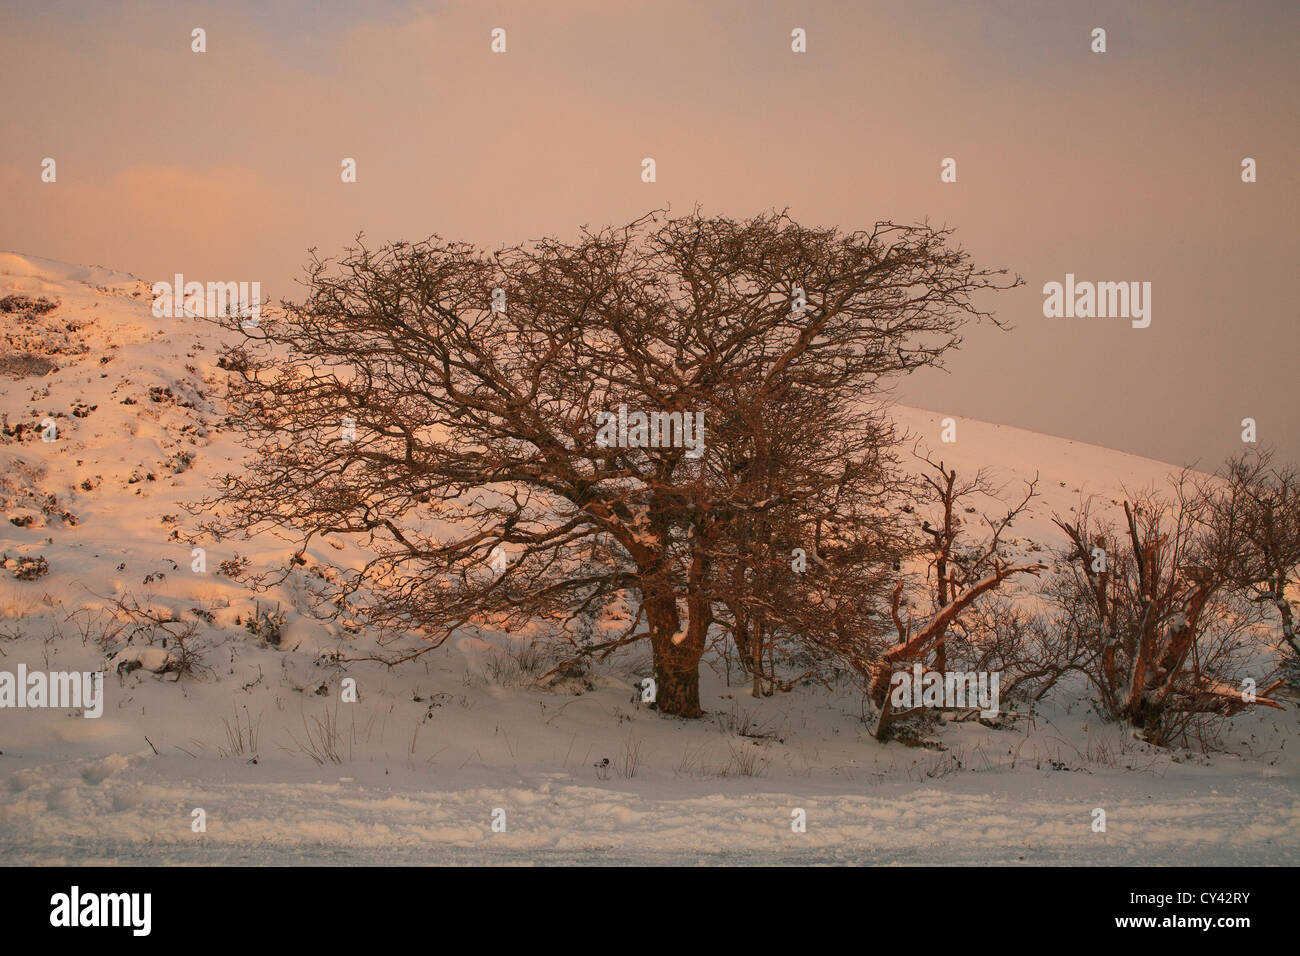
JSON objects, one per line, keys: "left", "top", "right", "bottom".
{"left": 2, "top": 0, "right": 1296, "bottom": 467}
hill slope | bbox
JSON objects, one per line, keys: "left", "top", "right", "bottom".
{"left": 0, "top": 253, "right": 1294, "bottom": 865}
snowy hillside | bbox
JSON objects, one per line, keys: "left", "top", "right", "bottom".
{"left": 0, "top": 254, "right": 1295, "bottom": 865}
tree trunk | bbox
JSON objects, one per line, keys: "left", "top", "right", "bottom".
{"left": 652, "top": 638, "right": 703, "bottom": 717}
{"left": 643, "top": 585, "right": 705, "bottom": 718}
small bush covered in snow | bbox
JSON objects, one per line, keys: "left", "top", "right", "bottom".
{"left": 244, "top": 602, "right": 287, "bottom": 646}
{"left": 5, "top": 553, "right": 50, "bottom": 580}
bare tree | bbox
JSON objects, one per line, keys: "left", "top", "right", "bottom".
{"left": 863, "top": 455, "right": 1044, "bottom": 740}
{"left": 914, "top": 449, "right": 1038, "bottom": 670}
{"left": 711, "top": 383, "right": 907, "bottom": 698}
{"left": 801, "top": 454, "right": 1045, "bottom": 740}
{"left": 1051, "top": 481, "right": 1284, "bottom": 747}
{"left": 201, "top": 209, "right": 1017, "bottom": 717}
{"left": 909, "top": 450, "right": 1085, "bottom": 713}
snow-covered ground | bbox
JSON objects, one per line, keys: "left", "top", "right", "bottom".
{"left": 0, "top": 253, "right": 1295, "bottom": 865}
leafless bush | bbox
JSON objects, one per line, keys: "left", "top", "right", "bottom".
{"left": 615, "top": 733, "right": 643, "bottom": 778}
{"left": 285, "top": 704, "right": 344, "bottom": 765}
{"left": 1196, "top": 449, "right": 1300, "bottom": 684}
{"left": 0, "top": 354, "right": 58, "bottom": 378}
{"left": 243, "top": 601, "right": 286, "bottom": 646}
{"left": 480, "top": 638, "right": 549, "bottom": 686}
{"left": 0, "top": 295, "right": 59, "bottom": 314}
{"left": 9, "top": 554, "right": 50, "bottom": 581}
{"left": 1050, "top": 480, "right": 1284, "bottom": 748}
{"left": 714, "top": 703, "right": 782, "bottom": 740}
{"left": 76, "top": 591, "right": 209, "bottom": 680}
{"left": 945, "top": 594, "right": 1089, "bottom": 707}
{"left": 221, "top": 705, "right": 260, "bottom": 757}
{"left": 720, "top": 740, "right": 770, "bottom": 777}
